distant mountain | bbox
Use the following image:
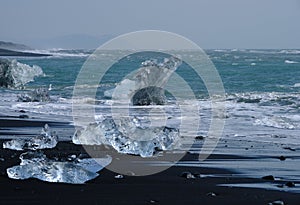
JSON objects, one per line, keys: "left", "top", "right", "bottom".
{"left": 28, "top": 34, "right": 115, "bottom": 49}
{"left": 0, "top": 48, "right": 50, "bottom": 57}
{"left": 1, "top": 34, "right": 115, "bottom": 51}
{"left": 0, "top": 41, "right": 50, "bottom": 57}
{"left": 0, "top": 41, "right": 32, "bottom": 51}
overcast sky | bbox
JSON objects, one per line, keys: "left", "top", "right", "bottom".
{"left": 1, "top": 0, "right": 300, "bottom": 49}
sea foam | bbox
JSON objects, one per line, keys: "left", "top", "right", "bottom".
{"left": 284, "top": 60, "right": 298, "bottom": 64}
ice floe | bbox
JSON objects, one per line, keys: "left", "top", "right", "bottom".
{"left": 7, "top": 151, "right": 112, "bottom": 184}
{"left": 72, "top": 117, "right": 180, "bottom": 157}
{"left": 3, "top": 124, "right": 58, "bottom": 150}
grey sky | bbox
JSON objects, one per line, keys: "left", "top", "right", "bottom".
{"left": 1, "top": 0, "right": 300, "bottom": 49}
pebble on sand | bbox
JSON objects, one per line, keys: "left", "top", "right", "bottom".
{"left": 279, "top": 156, "right": 286, "bottom": 161}
{"left": 262, "top": 175, "right": 275, "bottom": 181}
{"left": 285, "top": 181, "right": 295, "bottom": 187}
{"left": 283, "top": 147, "right": 296, "bottom": 151}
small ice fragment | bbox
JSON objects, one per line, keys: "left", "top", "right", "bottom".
{"left": 293, "top": 83, "right": 300, "bottom": 88}
{"left": 114, "top": 174, "right": 124, "bottom": 179}
{"left": 104, "top": 88, "right": 114, "bottom": 98}
{"left": 67, "top": 154, "right": 77, "bottom": 161}
{"left": 206, "top": 192, "right": 217, "bottom": 197}
{"left": 284, "top": 60, "right": 298, "bottom": 64}
{"left": 180, "top": 171, "right": 195, "bottom": 179}
{"left": 3, "top": 124, "right": 58, "bottom": 151}
{"left": 18, "top": 87, "right": 51, "bottom": 102}
{"left": 7, "top": 151, "right": 112, "bottom": 184}
{"left": 269, "top": 200, "right": 285, "bottom": 205}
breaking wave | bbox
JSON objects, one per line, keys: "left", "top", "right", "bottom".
{"left": 285, "top": 60, "right": 298, "bottom": 64}
{"left": 22, "top": 48, "right": 92, "bottom": 58}
{"left": 279, "top": 50, "right": 300, "bottom": 54}
{"left": 254, "top": 116, "right": 297, "bottom": 130}
{"left": 229, "top": 92, "right": 300, "bottom": 107}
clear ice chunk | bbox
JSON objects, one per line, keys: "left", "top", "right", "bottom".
{"left": 3, "top": 124, "right": 58, "bottom": 150}
{"left": 105, "top": 56, "right": 182, "bottom": 105}
{"left": 7, "top": 152, "right": 112, "bottom": 184}
{"left": 0, "top": 59, "right": 44, "bottom": 88}
{"left": 73, "top": 57, "right": 182, "bottom": 157}
{"left": 18, "top": 87, "right": 51, "bottom": 102}
{"left": 72, "top": 117, "right": 180, "bottom": 157}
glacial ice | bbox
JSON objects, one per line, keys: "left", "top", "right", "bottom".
{"left": 72, "top": 117, "right": 180, "bottom": 157}
{"left": 18, "top": 87, "right": 51, "bottom": 102}
{"left": 132, "top": 87, "right": 166, "bottom": 105}
{"left": 74, "top": 57, "right": 182, "bottom": 157}
{"left": 3, "top": 124, "right": 58, "bottom": 150}
{"left": 7, "top": 152, "right": 112, "bottom": 184}
{"left": 106, "top": 56, "right": 182, "bottom": 105}
{"left": 0, "top": 59, "right": 44, "bottom": 88}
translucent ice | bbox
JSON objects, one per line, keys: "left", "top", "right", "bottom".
{"left": 7, "top": 152, "right": 112, "bottom": 184}
{"left": 106, "top": 56, "right": 182, "bottom": 105}
{"left": 18, "top": 87, "right": 51, "bottom": 102}
{"left": 3, "top": 124, "right": 58, "bottom": 150}
{"left": 73, "top": 57, "right": 182, "bottom": 157}
{"left": 72, "top": 117, "right": 180, "bottom": 157}
{"left": 0, "top": 59, "right": 44, "bottom": 88}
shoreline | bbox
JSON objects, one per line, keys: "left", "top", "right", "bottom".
{"left": 0, "top": 117, "right": 299, "bottom": 204}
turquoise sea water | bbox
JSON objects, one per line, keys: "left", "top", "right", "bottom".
{"left": 14, "top": 49, "right": 300, "bottom": 95}
{"left": 1, "top": 49, "right": 300, "bottom": 145}
{"left": 1, "top": 49, "right": 300, "bottom": 190}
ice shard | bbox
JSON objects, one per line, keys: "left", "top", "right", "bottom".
{"left": 73, "top": 57, "right": 182, "bottom": 157}
{"left": 0, "top": 59, "right": 44, "bottom": 88}
{"left": 18, "top": 87, "right": 51, "bottom": 102}
{"left": 7, "top": 151, "right": 112, "bottom": 184}
{"left": 105, "top": 56, "right": 182, "bottom": 105}
{"left": 3, "top": 124, "right": 58, "bottom": 150}
{"left": 72, "top": 117, "right": 180, "bottom": 157}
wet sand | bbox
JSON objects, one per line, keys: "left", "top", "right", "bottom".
{"left": 0, "top": 117, "right": 299, "bottom": 205}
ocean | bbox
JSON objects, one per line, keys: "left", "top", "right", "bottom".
{"left": 1, "top": 49, "right": 300, "bottom": 142}
{"left": 1, "top": 48, "right": 300, "bottom": 189}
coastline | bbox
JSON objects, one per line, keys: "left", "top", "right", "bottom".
{"left": 0, "top": 117, "right": 299, "bottom": 205}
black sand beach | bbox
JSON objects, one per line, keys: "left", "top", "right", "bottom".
{"left": 0, "top": 117, "right": 299, "bottom": 205}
